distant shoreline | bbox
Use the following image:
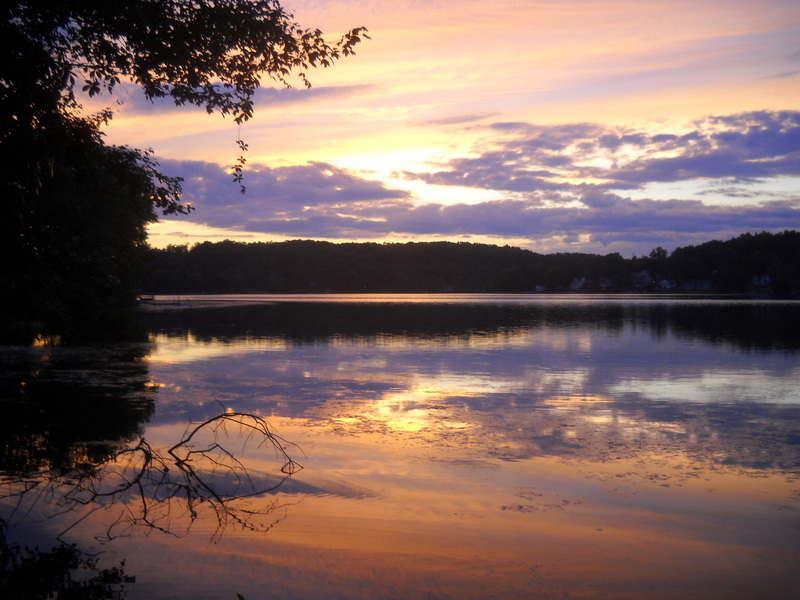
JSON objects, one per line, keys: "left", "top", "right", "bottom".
{"left": 136, "top": 292, "right": 797, "bottom": 312}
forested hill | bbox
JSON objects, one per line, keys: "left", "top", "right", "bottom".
{"left": 142, "top": 230, "right": 800, "bottom": 296}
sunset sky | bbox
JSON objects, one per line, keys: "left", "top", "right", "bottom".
{"left": 99, "top": 0, "right": 800, "bottom": 255}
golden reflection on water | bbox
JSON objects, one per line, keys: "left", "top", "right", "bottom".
{"left": 336, "top": 390, "right": 473, "bottom": 433}
{"left": 147, "top": 332, "right": 289, "bottom": 363}
{"left": 125, "top": 412, "right": 799, "bottom": 600}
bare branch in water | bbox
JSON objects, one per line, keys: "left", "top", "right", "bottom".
{"left": 0, "top": 412, "right": 302, "bottom": 543}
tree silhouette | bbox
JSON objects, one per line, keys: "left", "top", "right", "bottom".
{"left": 1, "top": 1, "right": 367, "bottom": 333}
{"left": 140, "top": 232, "right": 800, "bottom": 295}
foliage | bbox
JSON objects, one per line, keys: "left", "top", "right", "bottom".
{"left": 1, "top": 109, "right": 184, "bottom": 333}
{"left": 665, "top": 230, "right": 800, "bottom": 294}
{"left": 143, "top": 239, "right": 627, "bottom": 293}
{"left": 0, "top": 520, "right": 129, "bottom": 600}
{"left": 1, "top": 1, "right": 366, "bottom": 333}
{"left": 3, "top": 1, "right": 367, "bottom": 123}
{"left": 140, "top": 231, "right": 800, "bottom": 296}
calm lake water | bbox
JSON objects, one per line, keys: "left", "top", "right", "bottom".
{"left": 2, "top": 294, "right": 800, "bottom": 599}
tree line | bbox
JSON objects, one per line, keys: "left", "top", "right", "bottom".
{"left": 142, "top": 230, "right": 800, "bottom": 296}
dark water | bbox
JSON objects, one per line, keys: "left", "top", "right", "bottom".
{"left": 2, "top": 295, "right": 799, "bottom": 599}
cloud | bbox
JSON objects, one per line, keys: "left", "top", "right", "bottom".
{"left": 163, "top": 157, "right": 798, "bottom": 241}
{"left": 156, "top": 111, "right": 800, "bottom": 254}
{"left": 251, "top": 85, "right": 379, "bottom": 107}
{"left": 402, "top": 110, "right": 800, "bottom": 195}
{"left": 380, "top": 197, "right": 800, "bottom": 240}
{"left": 761, "top": 70, "right": 798, "bottom": 80}
{"left": 160, "top": 159, "right": 413, "bottom": 232}
{"left": 118, "top": 85, "right": 377, "bottom": 116}
{"left": 413, "top": 113, "right": 498, "bottom": 127}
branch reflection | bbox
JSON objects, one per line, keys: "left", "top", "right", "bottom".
{"left": 1, "top": 412, "right": 301, "bottom": 544}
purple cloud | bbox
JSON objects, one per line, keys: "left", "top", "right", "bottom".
{"left": 414, "top": 113, "right": 498, "bottom": 127}
{"left": 156, "top": 111, "right": 800, "bottom": 255}
{"left": 159, "top": 159, "right": 412, "bottom": 230}
{"left": 402, "top": 110, "right": 800, "bottom": 195}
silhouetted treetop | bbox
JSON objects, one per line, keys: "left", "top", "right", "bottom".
{"left": 4, "top": 0, "right": 368, "bottom": 125}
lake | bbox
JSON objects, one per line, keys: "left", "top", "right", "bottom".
{"left": 2, "top": 294, "right": 799, "bottom": 599}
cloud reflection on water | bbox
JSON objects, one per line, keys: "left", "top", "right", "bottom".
{"left": 127, "top": 297, "right": 800, "bottom": 598}
{"left": 6, "top": 298, "right": 797, "bottom": 598}
{"left": 142, "top": 300, "right": 800, "bottom": 476}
